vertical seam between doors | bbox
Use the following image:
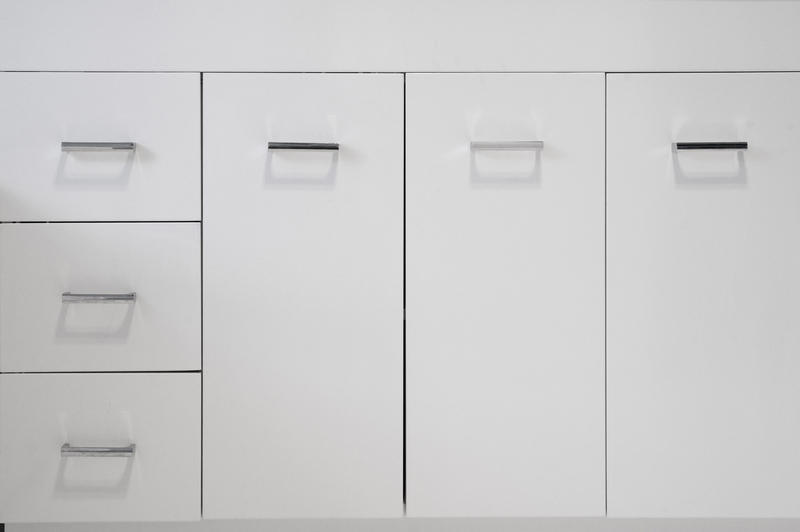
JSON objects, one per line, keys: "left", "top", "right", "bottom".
{"left": 402, "top": 72, "right": 408, "bottom": 516}
{"left": 199, "top": 71, "right": 205, "bottom": 519}
{"left": 603, "top": 71, "right": 609, "bottom": 517}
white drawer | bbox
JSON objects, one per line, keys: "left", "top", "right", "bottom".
{"left": 0, "top": 223, "right": 200, "bottom": 372}
{"left": 0, "top": 373, "right": 200, "bottom": 523}
{"left": 0, "top": 73, "right": 200, "bottom": 221}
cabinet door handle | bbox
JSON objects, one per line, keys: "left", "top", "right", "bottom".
{"left": 673, "top": 142, "right": 748, "bottom": 151}
{"left": 268, "top": 142, "right": 339, "bottom": 151}
{"left": 470, "top": 141, "right": 544, "bottom": 151}
{"left": 61, "top": 142, "right": 137, "bottom": 152}
{"left": 61, "top": 443, "right": 136, "bottom": 458}
{"left": 62, "top": 292, "right": 137, "bottom": 303}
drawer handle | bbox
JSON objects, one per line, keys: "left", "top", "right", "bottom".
{"left": 61, "top": 443, "right": 136, "bottom": 458}
{"left": 471, "top": 141, "right": 544, "bottom": 151}
{"left": 673, "top": 142, "right": 748, "bottom": 151}
{"left": 61, "top": 142, "right": 137, "bottom": 152}
{"left": 268, "top": 142, "right": 339, "bottom": 151}
{"left": 62, "top": 292, "right": 137, "bottom": 303}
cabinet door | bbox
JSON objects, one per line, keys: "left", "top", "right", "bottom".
{"left": 608, "top": 73, "right": 800, "bottom": 517}
{"left": 406, "top": 74, "right": 605, "bottom": 517}
{"left": 203, "top": 74, "right": 403, "bottom": 518}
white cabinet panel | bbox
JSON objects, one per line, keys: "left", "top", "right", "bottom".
{"left": 3, "top": 1, "right": 800, "bottom": 73}
{"left": 608, "top": 73, "right": 800, "bottom": 517}
{"left": 0, "top": 373, "right": 200, "bottom": 523}
{"left": 406, "top": 74, "right": 605, "bottom": 517}
{"left": 0, "top": 73, "right": 200, "bottom": 221}
{"left": 203, "top": 74, "right": 403, "bottom": 518}
{"left": 0, "top": 223, "right": 200, "bottom": 372}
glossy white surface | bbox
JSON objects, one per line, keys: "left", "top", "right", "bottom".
{"left": 1, "top": 1, "right": 798, "bottom": 521}
{"left": 406, "top": 73, "right": 605, "bottom": 517}
{"left": 0, "top": 73, "right": 200, "bottom": 221}
{"left": 607, "top": 73, "right": 800, "bottom": 517}
{"left": 0, "top": 373, "right": 200, "bottom": 523}
{"left": 203, "top": 74, "right": 403, "bottom": 518}
{"left": 1, "top": 1, "right": 800, "bottom": 72}
{"left": 0, "top": 223, "right": 200, "bottom": 372}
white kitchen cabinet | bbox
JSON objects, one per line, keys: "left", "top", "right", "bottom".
{"left": 0, "top": 73, "right": 200, "bottom": 222}
{"left": 0, "top": 373, "right": 200, "bottom": 523}
{"left": 203, "top": 74, "right": 404, "bottom": 518}
{"left": 0, "top": 223, "right": 201, "bottom": 372}
{"left": 607, "top": 73, "right": 800, "bottom": 517}
{"left": 2, "top": 4, "right": 800, "bottom": 526}
{"left": 406, "top": 74, "right": 605, "bottom": 517}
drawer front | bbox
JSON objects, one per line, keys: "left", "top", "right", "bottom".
{"left": 0, "top": 223, "right": 200, "bottom": 372}
{"left": 406, "top": 74, "right": 605, "bottom": 517}
{"left": 0, "top": 73, "right": 200, "bottom": 221}
{"left": 608, "top": 73, "right": 800, "bottom": 517}
{"left": 0, "top": 373, "right": 200, "bottom": 523}
{"left": 203, "top": 74, "right": 403, "bottom": 518}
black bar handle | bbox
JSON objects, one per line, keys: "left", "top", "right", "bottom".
{"left": 673, "top": 142, "right": 748, "bottom": 151}
{"left": 268, "top": 142, "right": 339, "bottom": 151}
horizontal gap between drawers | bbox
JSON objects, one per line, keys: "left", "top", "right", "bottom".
{"left": 0, "top": 370, "right": 202, "bottom": 375}
{"left": 0, "top": 220, "right": 202, "bottom": 224}
{"left": 4, "top": 69, "right": 800, "bottom": 74}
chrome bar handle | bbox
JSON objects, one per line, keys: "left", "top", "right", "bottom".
{"left": 61, "top": 443, "right": 136, "bottom": 458}
{"left": 673, "top": 142, "right": 748, "bottom": 151}
{"left": 62, "top": 292, "right": 137, "bottom": 303}
{"left": 268, "top": 142, "right": 339, "bottom": 151}
{"left": 61, "top": 142, "right": 136, "bottom": 152}
{"left": 470, "top": 141, "right": 544, "bottom": 151}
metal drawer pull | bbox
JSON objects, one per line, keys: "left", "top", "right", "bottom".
{"left": 673, "top": 142, "right": 748, "bottom": 151}
{"left": 61, "top": 443, "right": 136, "bottom": 458}
{"left": 268, "top": 142, "right": 339, "bottom": 151}
{"left": 62, "top": 292, "right": 137, "bottom": 303}
{"left": 471, "top": 141, "right": 544, "bottom": 151}
{"left": 61, "top": 142, "right": 137, "bottom": 152}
